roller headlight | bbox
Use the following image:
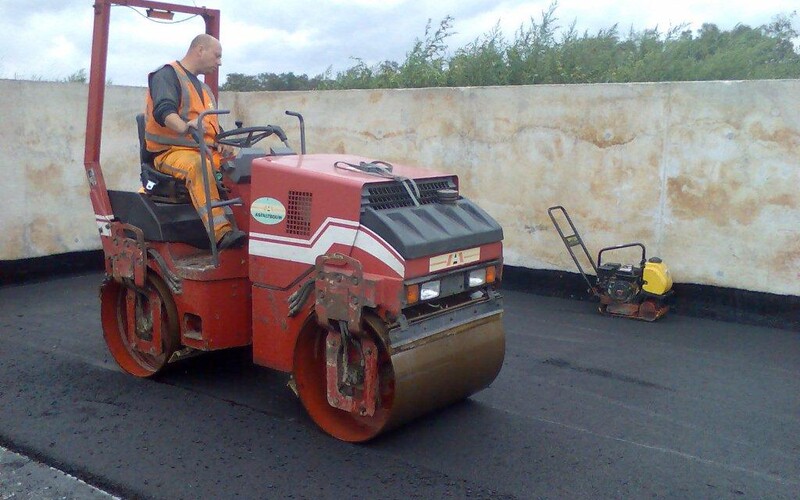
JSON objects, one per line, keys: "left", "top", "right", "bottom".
{"left": 420, "top": 280, "right": 441, "bottom": 301}
{"left": 468, "top": 268, "right": 487, "bottom": 287}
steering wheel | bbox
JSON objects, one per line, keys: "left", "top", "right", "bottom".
{"left": 216, "top": 126, "right": 277, "bottom": 148}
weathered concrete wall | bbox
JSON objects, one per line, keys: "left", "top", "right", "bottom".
{"left": 0, "top": 80, "right": 144, "bottom": 261}
{"left": 1, "top": 79, "right": 798, "bottom": 296}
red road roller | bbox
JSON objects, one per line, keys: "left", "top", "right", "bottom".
{"left": 84, "top": 0, "right": 505, "bottom": 441}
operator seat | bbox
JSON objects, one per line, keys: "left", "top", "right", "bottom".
{"left": 103, "top": 114, "right": 209, "bottom": 249}
{"left": 137, "top": 114, "right": 190, "bottom": 204}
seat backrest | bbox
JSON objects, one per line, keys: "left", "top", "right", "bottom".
{"left": 136, "top": 113, "right": 157, "bottom": 165}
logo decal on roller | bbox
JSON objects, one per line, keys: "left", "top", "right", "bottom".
{"left": 429, "top": 247, "right": 481, "bottom": 272}
{"left": 251, "top": 197, "right": 286, "bottom": 225}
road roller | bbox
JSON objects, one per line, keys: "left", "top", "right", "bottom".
{"left": 84, "top": 0, "right": 505, "bottom": 441}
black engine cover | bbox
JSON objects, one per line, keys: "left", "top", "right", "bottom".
{"left": 597, "top": 263, "right": 642, "bottom": 303}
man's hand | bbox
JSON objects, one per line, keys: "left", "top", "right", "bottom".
{"left": 164, "top": 113, "right": 199, "bottom": 135}
{"left": 219, "top": 144, "right": 237, "bottom": 160}
{"left": 185, "top": 117, "right": 200, "bottom": 132}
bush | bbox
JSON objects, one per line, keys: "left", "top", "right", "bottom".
{"left": 222, "top": 3, "right": 800, "bottom": 91}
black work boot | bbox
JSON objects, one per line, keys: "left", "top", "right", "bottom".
{"left": 218, "top": 229, "right": 247, "bottom": 250}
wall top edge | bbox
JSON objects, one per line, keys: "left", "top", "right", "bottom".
{"left": 5, "top": 78, "right": 798, "bottom": 93}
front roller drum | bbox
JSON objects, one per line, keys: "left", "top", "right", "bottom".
{"left": 293, "top": 312, "right": 504, "bottom": 442}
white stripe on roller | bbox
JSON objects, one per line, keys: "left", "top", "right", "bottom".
{"left": 249, "top": 218, "right": 404, "bottom": 276}
{"left": 250, "top": 217, "right": 360, "bottom": 245}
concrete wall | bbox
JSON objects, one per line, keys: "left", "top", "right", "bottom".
{"left": 1, "top": 79, "right": 798, "bottom": 296}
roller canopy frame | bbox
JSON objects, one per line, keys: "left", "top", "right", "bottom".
{"left": 83, "top": 0, "right": 220, "bottom": 229}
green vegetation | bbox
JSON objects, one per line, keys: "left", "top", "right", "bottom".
{"left": 10, "top": 68, "right": 88, "bottom": 83}
{"left": 64, "top": 68, "right": 87, "bottom": 83}
{"left": 222, "top": 2, "right": 800, "bottom": 91}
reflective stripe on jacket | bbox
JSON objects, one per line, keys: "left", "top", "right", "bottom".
{"left": 144, "top": 61, "right": 219, "bottom": 153}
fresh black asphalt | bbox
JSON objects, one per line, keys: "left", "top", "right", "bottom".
{"left": 0, "top": 272, "right": 798, "bottom": 499}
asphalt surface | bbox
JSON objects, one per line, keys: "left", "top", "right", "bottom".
{"left": 0, "top": 272, "right": 798, "bottom": 499}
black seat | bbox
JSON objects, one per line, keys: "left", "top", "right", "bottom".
{"left": 108, "top": 190, "right": 209, "bottom": 249}
{"left": 137, "top": 114, "right": 190, "bottom": 204}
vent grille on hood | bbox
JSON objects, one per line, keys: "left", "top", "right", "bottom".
{"left": 286, "top": 190, "right": 312, "bottom": 236}
{"left": 361, "top": 177, "right": 456, "bottom": 211}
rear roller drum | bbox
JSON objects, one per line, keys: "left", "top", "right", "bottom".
{"left": 100, "top": 275, "right": 180, "bottom": 377}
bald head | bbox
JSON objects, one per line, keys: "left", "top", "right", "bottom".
{"left": 181, "top": 34, "right": 222, "bottom": 75}
{"left": 188, "top": 34, "right": 219, "bottom": 52}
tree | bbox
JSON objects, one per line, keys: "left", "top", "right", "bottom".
{"left": 221, "top": 7, "right": 800, "bottom": 91}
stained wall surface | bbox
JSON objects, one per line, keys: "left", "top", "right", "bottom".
{"left": 1, "top": 79, "right": 798, "bottom": 296}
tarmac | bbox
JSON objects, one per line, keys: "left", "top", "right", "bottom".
{"left": 1, "top": 271, "right": 798, "bottom": 499}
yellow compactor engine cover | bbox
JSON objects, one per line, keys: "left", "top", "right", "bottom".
{"left": 642, "top": 257, "right": 672, "bottom": 295}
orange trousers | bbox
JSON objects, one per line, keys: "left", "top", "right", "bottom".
{"left": 154, "top": 146, "right": 233, "bottom": 242}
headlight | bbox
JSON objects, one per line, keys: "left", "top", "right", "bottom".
{"left": 420, "top": 280, "right": 441, "bottom": 301}
{"left": 468, "top": 268, "right": 487, "bottom": 287}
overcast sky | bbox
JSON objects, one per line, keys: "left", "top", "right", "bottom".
{"left": 1, "top": 0, "right": 797, "bottom": 86}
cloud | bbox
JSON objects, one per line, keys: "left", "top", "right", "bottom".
{"left": 0, "top": 0, "right": 796, "bottom": 85}
{"left": 0, "top": 2, "right": 91, "bottom": 79}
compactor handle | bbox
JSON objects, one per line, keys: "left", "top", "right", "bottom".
{"left": 547, "top": 205, "right": 598, "bottom": 293}
{"left": 597, "top": 242, "right": 647, "bottom": 267}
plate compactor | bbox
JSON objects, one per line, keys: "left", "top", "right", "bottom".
{"left": 548, "top": 206, "right": 672, "bottom": 321}
{"left": 83, "top": 0, "right": 505, "bottom": 442}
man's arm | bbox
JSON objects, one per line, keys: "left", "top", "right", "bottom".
{"left": 163, "top": 113, "right": 199, "bottom": 135}
{"left": 149, "top": 66, "right": 198, "bottom": 134}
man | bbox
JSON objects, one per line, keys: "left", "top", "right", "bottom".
{"left": 144, "top": 34, "right": 246, "bottom": 249}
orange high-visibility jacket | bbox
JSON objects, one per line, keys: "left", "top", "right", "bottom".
{"left": 144, "top": 61, "right": 219, "bottom": 153}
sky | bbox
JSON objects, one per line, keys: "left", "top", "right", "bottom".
{"left": 0, "top": 0, "right": 797, "bottom": 87}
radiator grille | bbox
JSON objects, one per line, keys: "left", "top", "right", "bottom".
{"left": 362, "top": 178, "right": 456, "bottom": 211}
{"left": 286, "top": 191, "right": 312, "bottom": 236}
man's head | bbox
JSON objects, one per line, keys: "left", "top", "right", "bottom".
{"left": 182, "top": 34, "right": 222, "bottom": 75}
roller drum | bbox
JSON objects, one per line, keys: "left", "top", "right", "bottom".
{"left": 294, "top": 305, "right": 505, "bottom": 442}
{"left": 385, "top": 312, "right": 505, "bottom": 430}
